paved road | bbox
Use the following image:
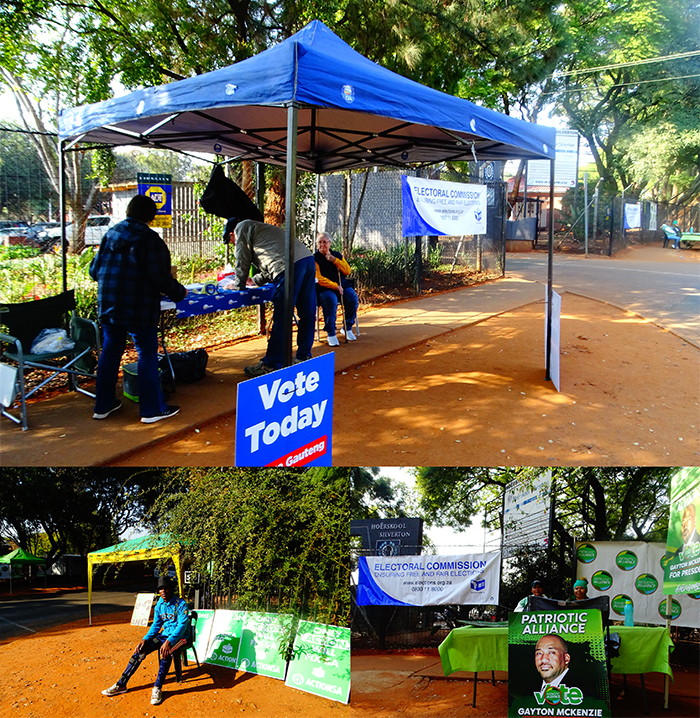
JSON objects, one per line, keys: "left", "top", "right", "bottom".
{"left": 0, "top": 582, "right": 151, "bottom": 642}
{"left": 506, "top": 253, "right": 700, "bottom": 346}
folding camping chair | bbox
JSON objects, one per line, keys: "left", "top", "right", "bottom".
{"left": 0, "top": 290, "right": 100, "bottom": 431}
{"left": 171, "top": 609, "right": 200, "bottom": 682}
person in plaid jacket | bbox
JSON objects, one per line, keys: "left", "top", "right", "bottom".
{"left": 90, "top": 194, "right": 186, "bottom": 423}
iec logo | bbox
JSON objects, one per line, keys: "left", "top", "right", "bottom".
{"left": 474, "top": 210, "right": 482, "bottom": 222}
{"left": 342, "top": 84, "right": 355, "bottom": 103}
{"left": 470, "top": 578, "right": 485, "bottom": 591}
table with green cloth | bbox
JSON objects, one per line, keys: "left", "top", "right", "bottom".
{"left": 439, "top": 625, "right": 673, "bottom": 678}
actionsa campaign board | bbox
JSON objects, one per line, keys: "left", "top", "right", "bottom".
{"left": 186, "top": 610, "right": 350, "bottom": 703}
{"left": 575, "top": 541, "right": 700, "bottom": 628}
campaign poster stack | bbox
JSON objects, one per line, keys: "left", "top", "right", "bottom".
{"left": 183, "top": 610, "right": 350, "bottom": 703}
{"left": 508, "top": 609, "right": 610, "bottom": 718}
{"left": 576, "top": 540, "right": 700, "bottom": 628}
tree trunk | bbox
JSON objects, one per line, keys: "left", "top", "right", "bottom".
{"left": 264, "top": 171, "right": 285, "bottom": 226}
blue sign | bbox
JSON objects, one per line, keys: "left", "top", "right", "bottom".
{"left": 137, "top": 173, "right": 172, "bottom": 227}
{"left": 235, "top": 353, "right": 334, "bottom": 467}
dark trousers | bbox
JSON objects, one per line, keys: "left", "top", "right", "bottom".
{"left": 95, "top": 321, "right": 167, "bottom": 417}
{"left": 117, "top": 635, "right": 172, "bottom": 689}
{"left": 264, "top": 255, "right": 317, "bottom": 369}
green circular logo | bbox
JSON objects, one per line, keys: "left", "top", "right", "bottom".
{"left": 544, "top": 686, "right": 563, "bottom": 705}
{"left": 577, "top": 544, "right": 597, "bottom": 564}
{"left": 591, "top": 570, "right": 613, "bottom": 591}
{"left": 612, "top": 594, "right": 633, "bottom": 616}
{"left": 658, "top": 598, "right": 681, "bottom": 620}
{"left": 635, "top": 574, "right": 658, "bottom": 595}
{"left": 615, "top": 550, "right": 638, "bottom": 571}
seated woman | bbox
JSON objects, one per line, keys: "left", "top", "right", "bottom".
{"left": 314, "top": 232, "right": 359, "bottom": 347}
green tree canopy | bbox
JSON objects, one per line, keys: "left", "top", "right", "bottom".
{"left": 150, "top": 467, "right": 350, "bottom": 626}
{"left": 0, "top": 468, "right": 166, "bottom": 562}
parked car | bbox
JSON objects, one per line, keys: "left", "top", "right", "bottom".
{"left": 45, "top": 215, "right": 116, "bottom": 247}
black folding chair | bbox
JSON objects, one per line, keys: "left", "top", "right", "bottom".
{"left": 0, "top": 290, "right": 100, "bottom": 431}
{"left": 171, "top": 609, "right": 200, "bottom": 683}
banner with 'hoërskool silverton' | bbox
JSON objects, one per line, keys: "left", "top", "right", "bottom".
{"left": 357, "top": 553, "right": 500, "bottom": 606}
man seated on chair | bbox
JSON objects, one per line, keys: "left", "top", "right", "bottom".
{"left": 102, "top": 576, "right": 189, "bottom": 706}
{"left": 314, "top": 232, "right": 359, "bottom": 346}
{"left": 227, "top": 217, "right": 316, "bottom": 376}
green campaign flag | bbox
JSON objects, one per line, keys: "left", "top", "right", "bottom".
{"left": 285, "top": 621, "right": 351, "bottom": 703}
{"left": 188, "top": 609, "right": 215, "bottom": 664}
{"left": 238, "top": 612, "right": 294, "bottom": 680}
{"left": 508, "top": 609, "right": 610, "bottom": 718}
{"left": 663, "top": 467, "right": 700, "bottom": 595}
{"left": 204, "top": 609, "right": 246, "bottom": 669}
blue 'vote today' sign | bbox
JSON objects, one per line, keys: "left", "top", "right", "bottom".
{"left": 235, "top": 353, "right": 334, "bottom": 467}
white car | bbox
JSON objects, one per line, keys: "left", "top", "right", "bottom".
{"left": 46, "top": 215, "right": 116, "bottom": 246}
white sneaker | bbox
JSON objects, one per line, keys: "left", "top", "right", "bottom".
{"left": 151, "top": 687, "right": 163, "bottom": 705}
{"left": 341, "top": 329, "right": 357, "bottom": 341}
{"left": 327, "top": 335, "right": 340, "bottom": 347}
{"left": 102, "top": 683, "right": 127, "bottom": 697}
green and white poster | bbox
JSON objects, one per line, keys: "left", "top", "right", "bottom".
{"left": 188, "top": 609, "right": 215, "bottom": 664}
{"left": 664, "top": 467, "right": 700, "bottom": 595}
{"left": 508, "top": 609, "right": 610, "bottom": 718}
{"left": 204, "top": 609, "right": 246, "bottom": 669}
{"left": 238, "top": 612, "right": 294, "bottom": 680}
{"left": 285, "top": 621, "right": 351, "bottom": 704}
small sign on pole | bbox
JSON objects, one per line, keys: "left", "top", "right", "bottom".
{"left": 137, "top": 173, "right": 172, "bottom": 228}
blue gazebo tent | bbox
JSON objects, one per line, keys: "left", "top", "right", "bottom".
{"left": 58, "top": 20, "right": 558, "bottom": 376}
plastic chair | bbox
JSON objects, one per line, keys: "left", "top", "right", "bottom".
{"left": 171, "top": 609, "right": 200, "bottom": 682}
{"left": 0, "top": 290, "right": 100, "bottom": 431}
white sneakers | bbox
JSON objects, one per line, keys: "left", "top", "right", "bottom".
{"left": 151, "top": 687, "right": 163, "bottom": 705}
{"left": 328, "top": 329, "right": 357, "bottom": 345}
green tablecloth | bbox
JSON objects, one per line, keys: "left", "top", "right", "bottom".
{"left": 439, "top": 625, "right": 673, "bottom": 678}
{"left": 439, "top": 627, "right": 509, "bottom": 675}
{"left": 609, "top": 626, "right": 674, "bottom": 678}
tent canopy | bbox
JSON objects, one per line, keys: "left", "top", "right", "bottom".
{"left": 0, "top": 548, "right": 46, "bottom": 565}
{"left": 87, "top": 535, "right": 184, "bottom": 625}
{"left": 59, "top": 20, "right": 555, "bottom": 171}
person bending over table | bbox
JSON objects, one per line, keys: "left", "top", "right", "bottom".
{"left": 102, "top": 576, "right": 189, "bottom": 706}
{"left": 228, "top": 218, "right": 316, "bottom": 377}
{"left": 514, "top": 578, "right": 547, "bottom": 612}
{"left": 314, "top": 232, "right": 359, "bottom": 346}
{"left": 90, "top": 194, "right": 186, "bottom": 424}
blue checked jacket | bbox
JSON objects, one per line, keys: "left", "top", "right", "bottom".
{"left": 89, "top": 218, "right": 186, "bottom": 327}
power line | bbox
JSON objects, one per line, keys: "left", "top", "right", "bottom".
{"left": 550, "top": 50, "right": 700, "bottom": 78}
{"left": 540, "top": 72, "right": 700, "bottom": 97}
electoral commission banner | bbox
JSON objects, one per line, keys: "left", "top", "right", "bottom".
{"left": 664, "top": 466, "right": 700, "bottom": 597}
{"left": 357, "top": 553, "right": 500, "bottom": 606}
{"left": 576, "top": 540, "right": 700, "bottom": 628}
{"left": 508, "top": 609, "right": 610, "bottom": 718}
{"left": 401, "top": 175, "right": 487, "bottom": 237}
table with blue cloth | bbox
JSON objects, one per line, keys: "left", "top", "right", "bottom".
{"left": 438, "top": 625, "right": 674, "bottom": 709}
{"left": 166, "top": 284, "right": 275, "bottom": 319}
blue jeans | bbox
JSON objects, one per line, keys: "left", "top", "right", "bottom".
{"left": 264, "top": 255, "right": 316, "bottom": 369}
{"left": 318, "top": 286, "right": 358, "bottom": 335}
{"left": 95, "top": 321, "right": 167, "bottom": 418}
{"left": 117, "top": 635, "right": 172, "bottom": 689}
